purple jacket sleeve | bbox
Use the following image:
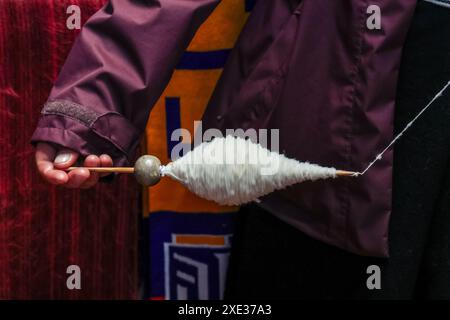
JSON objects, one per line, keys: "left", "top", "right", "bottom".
{"left": 31, "top": 0, "right": 220, "bottom": 166}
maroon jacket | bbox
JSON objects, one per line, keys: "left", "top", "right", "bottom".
{"left": 31, "top": 0, "right": 417, "bottom": 257}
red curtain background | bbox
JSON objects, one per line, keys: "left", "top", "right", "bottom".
{"left": 0, "top": 0, "right": 139, "bottom": 299}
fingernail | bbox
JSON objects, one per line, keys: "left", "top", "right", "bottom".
{"left": 54, "top": 152, "right": 71, "bottom": 164}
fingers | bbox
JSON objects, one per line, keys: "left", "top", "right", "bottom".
{"left": 36, "top": 144, "right": 89, "bottom": 187}
{"left": 36, "top": 143, "right": 68, "bottom": 185}
{"left": 82, "top": 154, "right": 114, "bottom": 187}
{"left": 68, "top": 154, "right": 114, "bottom": 188}
{"left": 65, "top": 168, "right": 91, "bottom": 188}
{"left": 55, "top": 150, "right": 93, "bottom": 188}
{"left": 35, "top": 143, "right": 114, "bottom": 189}
{"left": 99, "top": 154, "right": 113, "bottom": 178}
{"left": 80, "top": 155, "right": 100, "bottom": 189}
{"left": 99, "top": 154, "right": 113, "bottom": 167}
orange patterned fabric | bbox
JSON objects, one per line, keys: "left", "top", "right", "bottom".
{"left": 145, "top": 0, "right": 250, "bottom": 215}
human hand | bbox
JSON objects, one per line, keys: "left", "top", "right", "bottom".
{"left": 35, "top": 142, "right": 113, "bottom": 188}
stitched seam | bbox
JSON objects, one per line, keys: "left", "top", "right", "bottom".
{"left": 247, "top": 7, "right": 303, "bottom": 119}
{"left": 339, "top": 2, "right": 366, "bottom": 252}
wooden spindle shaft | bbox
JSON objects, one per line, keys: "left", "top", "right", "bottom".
{"left": 67, "top": 167, "right": 135, "bottom": 174}
{"left": 336, "top": 170, "right": 358, "bottom": 177}
{"left": 67, "top": 167, "right": 358, "bottom": 177}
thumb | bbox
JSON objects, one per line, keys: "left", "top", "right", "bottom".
{"left": 53, "top": 148, "right": 79, "bottom": 169}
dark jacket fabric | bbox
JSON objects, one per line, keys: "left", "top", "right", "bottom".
{"left": 225, "top": 1, "right": 450, "bottom": 299}
{"left": 31, "top": 0, "right": 418, "bottom": 257}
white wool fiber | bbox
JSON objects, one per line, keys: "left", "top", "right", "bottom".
{"left": 160, "top": 136, "right": 337, "bottom": 206}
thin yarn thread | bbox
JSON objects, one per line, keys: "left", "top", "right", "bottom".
{"left": 357, "top": 80, "right": 450, "bottom": 176}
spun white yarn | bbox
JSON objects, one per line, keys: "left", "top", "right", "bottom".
{"left": 358, "top": 80, "right": 450, "bottom": 175}
{"left": 160, "top": 136, "right": 337, "bottom": 206}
